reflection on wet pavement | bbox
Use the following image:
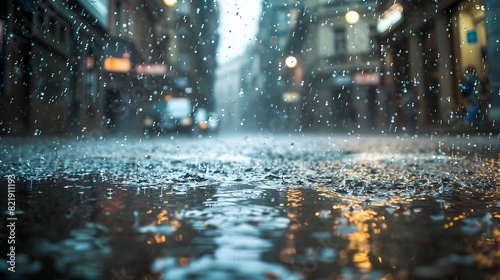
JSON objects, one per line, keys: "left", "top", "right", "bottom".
{"left": 0, "top": 134, "right": 499, "bottom": 279}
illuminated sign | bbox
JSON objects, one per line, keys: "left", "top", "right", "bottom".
{"left": 104, "top": 57, "right": 131, "bottom": 72}
{"left": 377, "top": 3, "right": 404, "bottom": 34}
{"left": 135, "top": 64, "right": 167, "bottom": 75}
{"left": 354, "top": 72, "right": 380, "bottom": 85}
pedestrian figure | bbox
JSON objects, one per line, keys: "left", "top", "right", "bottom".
{"left": 460, "top": 66, "right": 483, "bottom": 127}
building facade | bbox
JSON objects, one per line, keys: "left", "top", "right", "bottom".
{"left": 244, "top": 0, "right": 382, "bottom": 132}
{"left": 484, "top": 0, "right": 500, "bottom": 123}
{"left": 214, "top": 55, "right": 246, "bottom": 132}
{"left": 255, "top": 0, "right": 499, "bottom": 133}
{"left": 1, "top": 0, "right": 109, "bottom": 135}
{"left": 277, "top": 0, "right": 381, "bottom": 132}
{"left": 246, "top": 0, "right": 302, "bottom": 132}
{"left": 0, "top": 0, "right": 219, "bottom": 136}
{"left": 377, "top": 0, "right": 498, "bottom": 131}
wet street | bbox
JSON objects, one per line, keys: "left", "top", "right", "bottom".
{"left": 1, "top": 132, "right": 500, "bottom": 280}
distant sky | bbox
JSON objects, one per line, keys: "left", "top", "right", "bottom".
{"left": 216, "top": 0, "right": 262, "bottom": 64}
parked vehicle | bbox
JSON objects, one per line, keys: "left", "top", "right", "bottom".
{"left": 143, "top": 96, "right": 194, "bottom": 134}
{"left": 193, "top": 108, "right": 220, "bottom": 135}
{"left": 207, "top": 112, "right": 220, "bottom": 133}
{"left": 194, "top": 107, "right": 209, "bottom": 134}
{"left": 194, "top": 108, "right": 220, "bottom": 134}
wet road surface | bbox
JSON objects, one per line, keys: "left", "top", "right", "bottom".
{"left": 1, "top": 132, "right": 499, "bottom": 279}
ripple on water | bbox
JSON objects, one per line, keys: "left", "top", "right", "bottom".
{"left": 151, "top": 256, "right": 301, "bottom": 280}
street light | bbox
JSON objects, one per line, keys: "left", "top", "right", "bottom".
{"left": 285, "top": 55, "right": 297, "bottom": 68}
{"left": 163, "top": 0, "right": 177, "bottom": 6}
{"left": 345, "top": 10, "right": 360, "bottom": 24}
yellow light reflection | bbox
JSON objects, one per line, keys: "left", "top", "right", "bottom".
{"left": 279, "top": 189, "right": 303, "bottom": 265}
{"left": 171, "top": 220, "right": 181, "bottom": 228}
{"left": 178, "top": 257, "right": 190, "bottom": 266}
{"left": 147, "top": 233, "right": 167, "bottom": 245}
{"left": 156, "top": 210, "right": 169, "bottom": 223}
{"left": 340, "top": 207, "right": 380, "bottom": 273}
{"left": 353, "top": 252, "right": 372, "bottom": 271}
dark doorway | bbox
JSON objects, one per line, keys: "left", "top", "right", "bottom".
{"left": 104, "top": 88, "right": 121, "bottom": 131}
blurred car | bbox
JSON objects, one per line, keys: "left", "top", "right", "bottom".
{"left": 194, "top": 107, "right": 209, "bottom": 134}
{"left": 193, "top": 108, "right": 220, "bottom": 134}
{"left": 143, "top": 97, "right": 194, "bottom": 134}
{"left": 207, "top": 112, "right": 220, "bottom": 133}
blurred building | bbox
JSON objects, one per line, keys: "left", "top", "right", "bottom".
{"left": 287, "top": 0, "right": 381, "bottom": 132}
{"left": 377, "top": 0, "right": 499, "bottom": 130}
{"left": 484, "top": 0, "right": 500, "bottom": 124}
{"left": 102, "top": 0, "right": 168, "bottom": 134}
{"left": 158, "top": 0, "right": 219, "bottom": 111}
{"left": 214, "top": 55, "right": 245, "bottom": 132}
{"left": 245, "top": 0, "right": 302, "bottom": 132}
{"left": 250, "top": 0, "right": 380, "bottom": 132}
{"left": 257, "top": 0, "right": 499, "bottom": 132}
{"left": 0, "top": 0, "right": 219, "bottom": 136}
{"left": 1, "top": 0, "right": 110, "bottom": 135}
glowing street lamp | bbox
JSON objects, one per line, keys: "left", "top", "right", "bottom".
{"left": 163, "top": 0, "right": 177, "bottom": 7}
{"left": 285, "top": 55, "right": 297, "bottom": 68}
{"left": 345, "top": 10, "right": 360, "bottom": 24}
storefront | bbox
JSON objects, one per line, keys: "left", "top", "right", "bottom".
{"left": 451, "top": 0, "right": 490, "bottom": 123}
{"left": 484, "top": 0, "right": 500, "bottom": 123}
{"left": 378, "top": 0, "right": 492, "bottom": 130}
{"left": 0, "top": 0, "right": 110, "bottom": 135}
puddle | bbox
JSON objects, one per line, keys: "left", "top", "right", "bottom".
{"left": 1, "top": 135, "right": 499, "bottom": 279}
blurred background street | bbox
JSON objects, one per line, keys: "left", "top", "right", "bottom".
{"left": 1, "top": 0, "right": 499, "bottom": 136}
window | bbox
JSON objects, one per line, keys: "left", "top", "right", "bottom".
{"left": 179, "top": 52, "right": 189, "bottom": 71}
{"left": 369, "top": 25, "right": 378, "bottom": 51}
{"left": 333, "top": 27, "right": 347, "bottom": 55}
{"left": 177, "top": 0, "right": 190, "bottom": 16}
